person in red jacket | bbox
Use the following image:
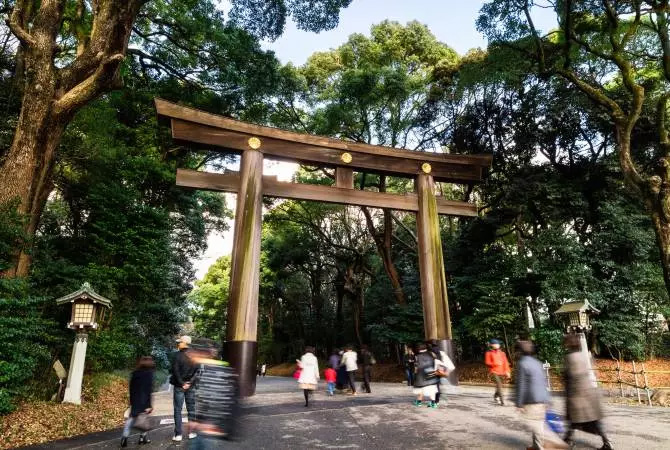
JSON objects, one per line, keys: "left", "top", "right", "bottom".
{"left": 485, "top": 339, "right": 511, "bottom": 405}
{"left": 324, "top": 367, "right": 337, "bottom": 396}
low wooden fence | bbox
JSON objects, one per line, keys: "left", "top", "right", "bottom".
{"left": 543, "top": 361, "right": 670, "bottom": 406}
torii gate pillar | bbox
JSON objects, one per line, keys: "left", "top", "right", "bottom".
{"left": 226, "top": 148, "right": 263, "bottom": 397}
{"left": 416, "top": 173, "right": 456, "bottom": 383}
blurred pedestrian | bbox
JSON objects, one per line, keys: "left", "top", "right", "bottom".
{"left": 413, "top": 343, "right": 439, "bottom": 408}
{"left": 329, "top": 349, "right": 341, "bottom": 370}
{"left": 324, "top": 366, "right": 337, "bottom": 396}
{"left": 188, "top": 339, "right": 239, "bottom": 449}
{"left": 120, "top": 356, "right": 154, "bottom": 447}
{"left": 403, "top": 347, "right": 416, "bottom": 386}
{"left": 171, "top": 335, "right": 196, "bottom": 442}
{"left": 485, "top": 338, "right": 511, "bottom": 405}
{"left": 297, "top": 346, "right": 320, "bottom": 406}
{"left": 341, "top": 345, "right": 358, "bottom": 395}
{"left": 359, "top": 344, "right": 375, "bottom": 393}
{"left": 260, "top": 363, "right": 267, "bottom": 377}
{"left": 563, "top": 334, "right": 613, "bottom": 450}
{"left": 515, "top": 340, "right": 566, "bottom": 450}
{"left": 336, "top": 352, "right": 348, "bottom": 391}
{"left": 430, "top": 340, "right": 456, "bottom": 406}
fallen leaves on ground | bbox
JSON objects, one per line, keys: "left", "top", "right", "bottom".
{"left": 0, "top": 374, "right": 128, "bottom": 449}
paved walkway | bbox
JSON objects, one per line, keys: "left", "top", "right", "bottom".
{"left": 29, "top": 377, "right": 670, "bottom": 449}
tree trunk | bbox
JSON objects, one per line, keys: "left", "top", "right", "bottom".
{"left": 2, "top": 0, "right": 143, "bottom": 277}
{"left": 0, "top": 33, "right": 66, "bottom": 277}
{"left": 649, "top": 208, "right": 670, "bottom": 297}
{"left": 361, "top": 177, "right": 406, "bottom": 305}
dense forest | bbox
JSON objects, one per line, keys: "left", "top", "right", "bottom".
{"left": 1, "top": 0, "right": 669, "bottom": 415}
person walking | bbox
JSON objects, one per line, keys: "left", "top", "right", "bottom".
{"left": 359, "top": 344, "right": 375, "bottom": 393}
{"left": 120, "top": 356, "right": 154, "bottom": 447}
{"left": 329, "top": 349, "right": 341, "bottom": 370}
{"left": 485, "top": 338, "right": 511, "bottom": 405}
{"left": 563, "top": 334, "right": 613, "bottom": 450}
{"left": 413, "top": 343, "right": 439, "bottom": 408}
{"left": 430, "top": 340, "right": 456, "bottom": 406}
{"left": 403, "top": 347, "right": 416, "bottom": 386}
{"left": 515, "top": 340, "right": 566, "bottom": 450}
{"left": 340, "top": 345, "right": 358, "bottom": 395}
{"left": 324, "top": 366, "right": 337, "bottom": 396}
{"left": 297, "top": 346, "right": 320, "bottom": 406}
{"left": 171, "top": 335, "right": 196, "bottom": 442}
{"left": 260, "top": 363, "right": 267, "bottom": 377}
{"left": 188, "top": 339, "right": 239, "bottom": 450}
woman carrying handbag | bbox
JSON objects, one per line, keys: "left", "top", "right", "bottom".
{"left": 120, "top": 356, "right": 155, "bottom": 447}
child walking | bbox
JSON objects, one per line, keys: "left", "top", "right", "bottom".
{"left": 324, "top": 366, "right": 337, "bottom": 396}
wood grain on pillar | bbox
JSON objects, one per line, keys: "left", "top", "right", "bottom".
{"left": 336, "top": 167, "right": 354, "bottom": 189}
{"left": 416, "top": 174, "right": 452, "bottom": 340}
{"left": 227, "top": 149, "right": 263, "bottom": 342}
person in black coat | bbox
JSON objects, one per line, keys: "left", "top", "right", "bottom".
{"left": 120, "top": 356, "right": 155, "bottom": 447}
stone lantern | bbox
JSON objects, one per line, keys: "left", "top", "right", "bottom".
{"left": 56, "top": 282, "right": 112, "bottom": 404}
{"left": 554, "top": 299, "right": 600, "bottom": 333}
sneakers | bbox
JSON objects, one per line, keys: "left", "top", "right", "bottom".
{"left": 427, "top": 401, "right": 438, "bottom": 409}
{"left": 120, "top": 437, "right": 128, "bottom": 448}
{"left": 172, "top": 435, "right": 183, "bottom": 442}
{"left": 189, "top": 432, "right": 197, "bottom": 439}
{"left": 138, "top": 435, "right": 151, "bottom": 445}
{"left": 413, "top": 400, "right": 423, "bottom": 407}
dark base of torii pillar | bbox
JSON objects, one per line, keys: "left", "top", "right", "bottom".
{"left": 416, "top": 172, "right": 458, "bottom": 386}
{"left": 225, "top": 341, "right": 257, "bottom": 397}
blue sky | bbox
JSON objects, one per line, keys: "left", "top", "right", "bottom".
{"left": 261, "top": 0, "right": 557, "bottom": 65}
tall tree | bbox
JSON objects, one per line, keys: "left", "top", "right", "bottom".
{"left": 0, "top": 0, "right": 352, "bottom": 277}
{"left": 275, "top": 21, "right": 461, "bottom": 305}
{"left": 478, "top": 0, "right": 670, "bottom": 299}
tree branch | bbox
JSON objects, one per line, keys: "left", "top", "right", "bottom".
{"left": 6, "top": 0, "right": 36, "bottom": 46}
{"left": 53, "top": 53, "right": 125, "bottom": 118}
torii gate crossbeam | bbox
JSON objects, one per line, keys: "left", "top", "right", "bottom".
{"left": 155, "top": 99, "right": 492, "bottom": 396}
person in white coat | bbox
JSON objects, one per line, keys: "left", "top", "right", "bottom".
{"left": 340, "top": 345, "right": 358, "bottom": 395}
{"left": 297, "top": 346, "right": 319, "bottom": 406}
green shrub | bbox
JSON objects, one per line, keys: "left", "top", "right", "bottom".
{"left": 0, "top": 281, "right": 55, "bottom": 414}
{"left": 531, "top": 327, "right": 564, "bottom": 366}
{"left": 86, "top": 328, "right": 137, "bottom": 372}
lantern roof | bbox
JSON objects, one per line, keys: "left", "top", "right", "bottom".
{"left": 55, "top": 282, "right": 112, "bottom": 309}
{"left": 555, "top": 299, "right": 599, "bottom": 315}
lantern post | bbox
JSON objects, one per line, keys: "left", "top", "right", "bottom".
{"left": 56, "top": 283, "right": 112, "bottom": 404}
{"left": 555, "top": 300, "right": 600, "bottom": 385}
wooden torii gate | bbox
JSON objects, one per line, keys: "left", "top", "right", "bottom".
{"left": 155, "top": 99, "right": 492, "bottom": 396}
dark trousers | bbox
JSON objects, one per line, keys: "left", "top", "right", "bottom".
{"left": 493, "top": 374, "right": 504, "bottom": 403}
{"left": 361, "top": 366, "right": 372, "bottom": 393}
{"left": 565, "top": 420, "right": 610, "bottom": 444}
{"left": 173, "top": 386, "right": 195, "bottom": 436}
{"left": 347, "top": 370, "right": 356, "bottom": 393}
{"left": 405, "top": 367, "right": 414, "bottom": 386}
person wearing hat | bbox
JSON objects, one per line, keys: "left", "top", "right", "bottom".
{"left": 485, "top": 338, "right": 511, "bottom": 405}
{"left": 170, "top": 335, "right": 196, "bottom": 442}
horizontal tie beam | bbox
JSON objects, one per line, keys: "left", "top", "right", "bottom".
{"left": 176, "top": 169, "right": 478, "bottom": 217}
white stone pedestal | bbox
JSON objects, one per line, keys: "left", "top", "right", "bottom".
{"left": 62, "top": 333, "right": 88, "bottom": 404}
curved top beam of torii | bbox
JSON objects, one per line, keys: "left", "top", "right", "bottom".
{"left": 155, "top": 98, "right": 492, "bottom": 184}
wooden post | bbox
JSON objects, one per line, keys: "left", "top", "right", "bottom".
{"left": 336, "top": 167, "right": 354, "bottom": 189}
{"left": 416, "top": 173, "right": 455, "bottom": 383}
{"left": 642, "top": 363, "right": 652, "bottom": 406}
{"left": 617, "top": 360, "right": 624, "bottom": 398}
{"left": 633, "top": 361, "right": 641, "bottom": 404}
{"left": 226, "top": 147, "right": 263, "bottom": 397}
